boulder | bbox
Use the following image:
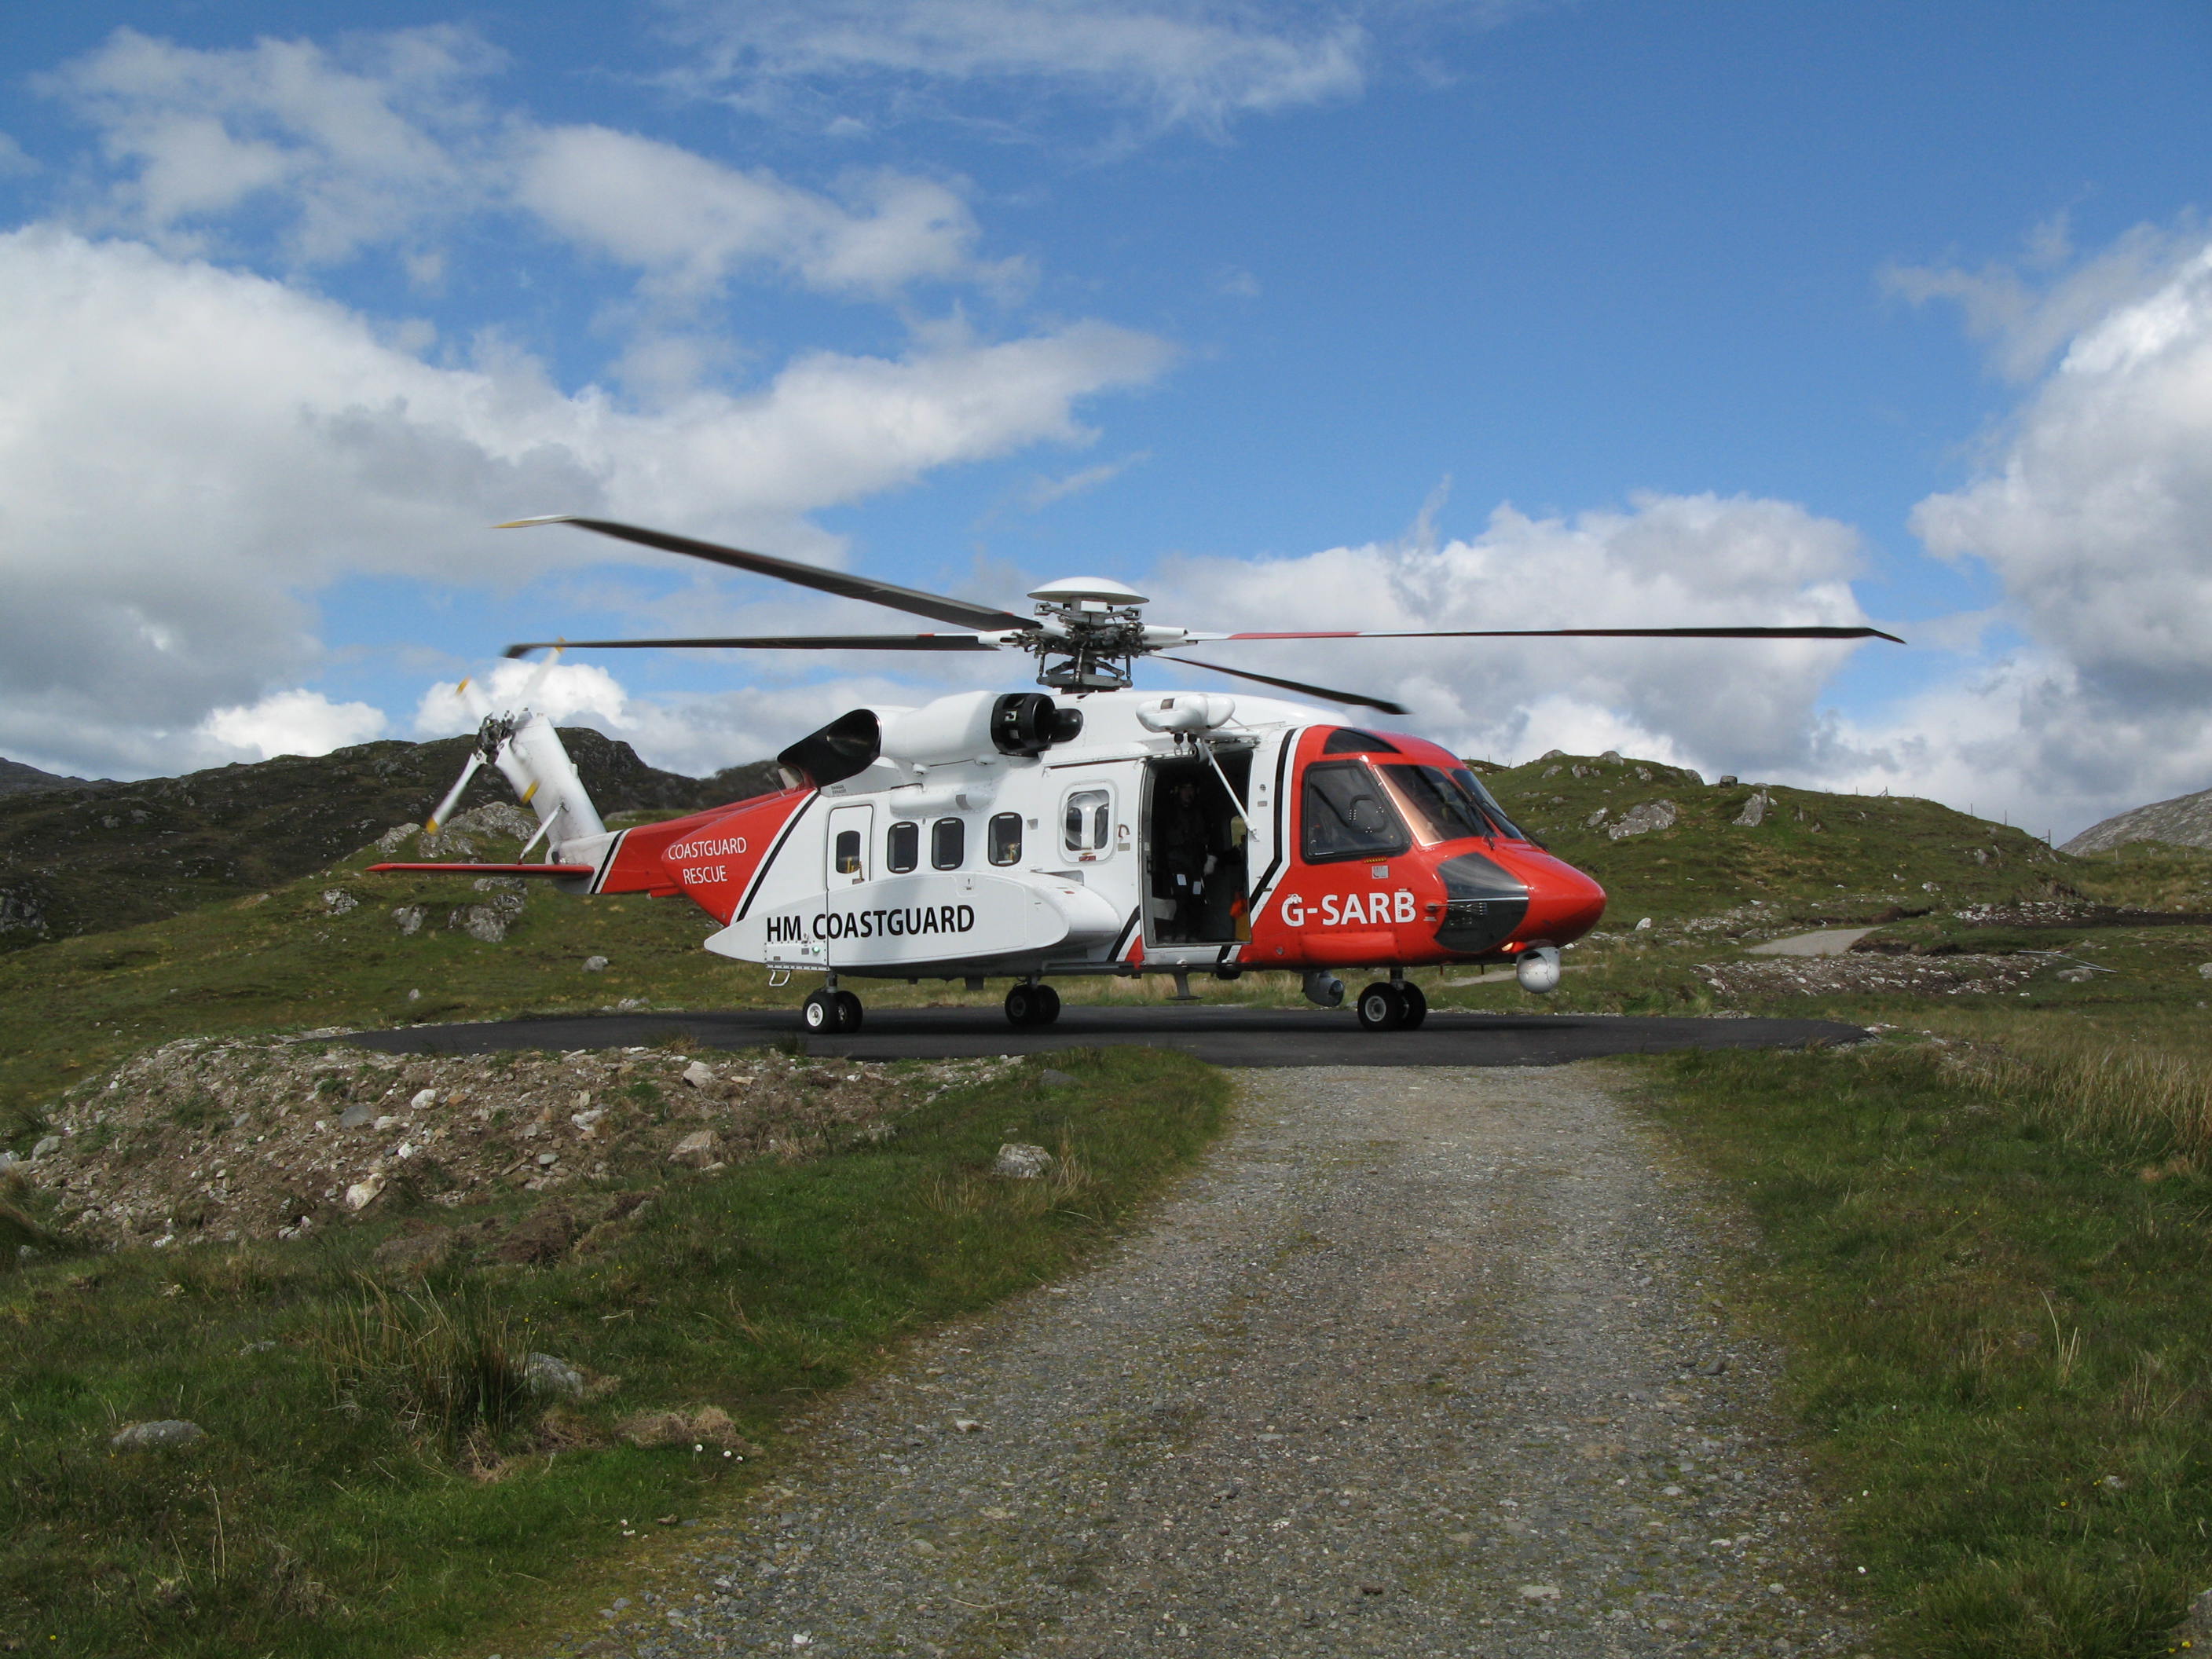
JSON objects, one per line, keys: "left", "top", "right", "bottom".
{"left": 994, "top": 1142, "right": 1053, "bottom": 1180}
{"left": 342, "top": 1173, "right": 385, "bottom": 1211}
{"left": 322, "top": 888, "right": 357, "bottom": 916}
{"left": 31, "top": 1135, "right": 62, "bottom": 1160}
{"left": 668, "top": 1130, "right": 722, "bottom": 1168}
{"left": 391, "top": 904, "right": 427, "bottom": 936}
{"left": 1607, "top": 800, "right": 1678, "bottom": 840}
{"left": 524, "top": 1352, "right": 586, "bottom": 1401}
{"left": 583, "top": 954, "right": 610, "bottom": 972}
{"left": 1732, "top": 791, "right": 1769, "bottom": 828}
{"left": 681, "top": 1061, "right": 715, "bottom": 1090}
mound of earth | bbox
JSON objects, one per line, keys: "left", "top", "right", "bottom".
{"left": 1698, "top": 953, "right": 2045, "bottom": 1001}
{"left": 21, "top": 1038, "right": 1016, "bottom": 1250}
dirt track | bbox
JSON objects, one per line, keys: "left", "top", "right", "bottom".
{"left": 553, "top": 1064, "right": 1866, "bottom": 1657}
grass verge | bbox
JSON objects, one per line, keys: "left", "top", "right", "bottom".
{"left": 0, "top": 1044, "right": 1228, "bottom": 1657}
{"left": 1641, "top": 1036, "right": 2212, "bottom": 1657}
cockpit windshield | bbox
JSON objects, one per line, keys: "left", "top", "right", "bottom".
{"left": 1379, "top": 764, "right": 1526, "bottom": 844}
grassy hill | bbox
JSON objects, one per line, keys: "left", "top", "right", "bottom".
{"left": 0, "top": 733, "right": 778, "bottom": 952}
{"left": 1481, "top": 750, "right": 2089, "bottom": 925}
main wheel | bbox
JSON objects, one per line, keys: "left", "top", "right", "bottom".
{"left": 1004, "top": 983, "right": 1038, "bottom": 1027}
{"left": 801, "top": 990, "right": 837, "bottom": 1033}
{"left": 834, "top": 990, "right": 864, "bottom": 1033}
{"left": 1398, "top": 982, "right": 1429, "bottom": 1030}
{"left": 1034, "top": 983, "right": 1062, "bottom": 1025}
{"left": 1355, "top": 981, "right": 1407, "bottom": 1031}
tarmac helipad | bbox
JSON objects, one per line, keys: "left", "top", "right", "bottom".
{"left": 346, "top": 1005, "right": 1863, "bottom": 1068}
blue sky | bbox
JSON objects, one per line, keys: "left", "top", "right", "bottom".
{"left": 2, "top": 1, "right": 2209, "bottom": 837}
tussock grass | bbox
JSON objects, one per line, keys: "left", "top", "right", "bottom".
{"left": 1644, "top": 1038, "right": 2212, "bottom": 1657}
{"left": 317, "top": 1279, "right": 532, "bottom": 1454}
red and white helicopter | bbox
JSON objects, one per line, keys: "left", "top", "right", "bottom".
{"left": 372, "top": 516, "right": 1899, "bottom": 1034}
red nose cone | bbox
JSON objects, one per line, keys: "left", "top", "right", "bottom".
{"left": 1513, "top": 848, "right": 1607, "bottom": 945}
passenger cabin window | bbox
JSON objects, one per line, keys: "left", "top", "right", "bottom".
{"left": 931, "top": 817, "right": 965, "bottom": 870}
{"left": 1062, "top": 787, "right": 1111, "bottom": 855}
{"left": 886, "top": 820, "right": 918, "bottom": 873}
{"left": 1301, "top": 760, "right": 1410, "bottom": 862}
{"left": 987, "top": 812, "right": 1023, "bottom": 866}
{"left": 833, "top": 829, "right": 862, "bottom": 874}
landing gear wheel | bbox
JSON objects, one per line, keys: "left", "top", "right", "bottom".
{"left": 1356, "top": 981, "right": 1408, "bottom": 1032}
{"left": 1034, "top": 984, "right": 1061, "bottom": 1025}
{"left": 801, "top": 990, "right": 837, "bottom": 1033}
{"left": 1004, "top": 983, "right": 1041, "bottom": 1027}
{"left": 834, "top": 990, "right": 863, "bottom": 1033}
{"left": 1397, "top": 983, "right": 1428, "bottom": 1029}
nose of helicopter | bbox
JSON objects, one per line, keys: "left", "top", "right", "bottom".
{"left": 1503, "top": 846, "right": 1607, "bottom": 946}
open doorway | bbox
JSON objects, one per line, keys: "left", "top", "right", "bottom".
{"left": 1142, "top": 749, "right": 1252, "bottom": 945}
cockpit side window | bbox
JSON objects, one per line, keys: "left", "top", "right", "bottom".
{"left": 1300, "top": 760, "right": 1410, "bottom": 862}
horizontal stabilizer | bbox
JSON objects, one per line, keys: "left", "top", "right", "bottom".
{"left": 368, "top": 862, "right": 595, "bottom": 877}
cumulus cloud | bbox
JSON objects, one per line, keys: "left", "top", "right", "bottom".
{"left": 1150, "top": 491, "right": 1881, "bottom": 771}
{"left": 1818, "top": 232, "right": 2212, "bottom": 837}
{"left": 671, "top": 0, "right": 1368, "bottom": 137}
{"left": 200, "top": 688, "right": 388, "bottom": 760}
{"left": 0, "top": 228, "right": 1170, "bottom": 776}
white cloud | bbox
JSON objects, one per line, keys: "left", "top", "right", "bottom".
{"left": 199, "top": 688, "right": 387, "bottom": 760}
{"left": 1151, "top": 491, "right": 1882, "bottom": 772}
{"left": 42, "top": 26, "right": 498, "bottom": 263}
{"left": 513, "top": 126, "right": 1020, "bottom": 299}
{"left": 42, "top": 27, "right": 1019, "bottom": 301}
{"left": 0, "top": 228, "right": 1170, "bottom": 777}
{"left": 672, "top": 0, "right": 1368, "bottom": 136}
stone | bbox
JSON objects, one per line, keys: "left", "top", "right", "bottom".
{"left": 374, "top": 1115, "right": 401, "bottom": 1133}
{"left": 31, "top": 1135, "right": 62, "bottom": 1160}
{"left": 0, "top": 1151, "right": 17, "bottom": 1172}
{"left": 525, "top": 1352, "right": 586, "bottom": 1400}
{"left": 668, "top": 1130, "right": 721, "bottom": 1168}
{"left": 1599, "top": 749, "right": 1622, "bottom": 764}
{"left": 2176, "top": 1588, "right": 2212, "bottom": 1643}
{"left": 343, "top": 1173, "right": 385, "bottom": 1211}
{"left": 1634, "top": 917, "right": 1653, "bottom": 931}
{"left": 2197, "top": 963, "right": 2212, "bottom": 979}
{"left": 2057, "top": 968, "right": 2094, "bottom": 983}
{"left": 1607, "top": 799, "right": 1679, "bottom": 840}
{"left": 1716, "top": 774, "right": 1738, "bottom": 786}
{"left": 322, "top": 888, "right": 357, "bottom": 917}
{"left": 392, "top": 904, "right": 427, "bottom": 936}
{"left": 410, "top": 1088, "right": 438, "bottom": 1110}
{"left": 994, "top": 1142, "right": 1053, "bottom": 1179}
{"left": 112, "top": 1419, "right": 206, "bottom": 1451}
{"left": 1585, "top": 808, "right": 1609, "bottom": 828}
{"left": 451, "top": 903, "right": 511, "bottom": 944}
{"left": 1537, "top": 748, "right": 1564, "bottom": 760}
{"left": 1038, "top": 1068, "right": 1077, "bottom": 1087}
{"left": 952, "top": 1418, "right": 983, "bottom": 1433}
{"left": 1518, "top": 1584, "right": 1561, "bottom": 1602}
{"left": 337, "top": 1104, "right": 374, "bottom": 1130}
{"left": 584, "top": 955, "right": 610, "bottom": 972}
{"left": 1732, "top": 791, "right": 1769, "bottom": 828}
{"left": 1541, "top": 764, "right": 1562, "bottom": 778}
{"left": 681, "top": 1061, "right": 715, "bottom": 1089}
{"left": 375, "top": 823, "right": 419, "bottom": 855}
{"left": 1694, "top": 1354, "right": 1729, "bottom": 1375}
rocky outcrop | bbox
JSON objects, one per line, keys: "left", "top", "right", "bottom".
{"left": 2063, "top": 786, "right": 2212, "bottom": 855}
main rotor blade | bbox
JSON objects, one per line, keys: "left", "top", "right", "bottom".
{"left": 1218, "top": 624, "right": 1906, "bottom": 643}
{"left": 499, "top": 515, "right": 1033, "bottom": 632}
{"left": 1163, "top": 656, "right": 1408, "bottom": 716}
{"left": 502, "top": 633, "right": 1002, "bottom": 659}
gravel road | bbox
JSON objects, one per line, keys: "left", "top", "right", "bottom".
{"left": 551, "top": 1064, "right": 1866, "bottom": 1658}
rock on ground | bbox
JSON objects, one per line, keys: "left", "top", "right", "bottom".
{"left": 553, "top": 1065, "right": 1862, "bottom": 1658}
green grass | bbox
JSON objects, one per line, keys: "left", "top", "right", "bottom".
{"left": 0, "top": 1044, "right": 1229, "bottom": 1657}
{"left": 1639, "top": 1034, "right": 2212, "bottom": 1657}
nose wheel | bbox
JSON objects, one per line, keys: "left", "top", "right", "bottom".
{"left": 1004, "top": 982, "right": 1062, "bottom": 1027}
{"left": 1355, "top": 980, "right": 1427, "bottom": 1031}
{"left": 802, "top": 988, "right": 863, "bottom": 1035}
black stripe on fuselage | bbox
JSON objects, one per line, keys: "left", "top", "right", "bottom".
{"left": 734, "top": 795, "right": 818, "bottom": 921}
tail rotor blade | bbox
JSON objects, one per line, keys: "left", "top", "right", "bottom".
{"left": 425, "top": 750, "right": 486, "bottom": 834}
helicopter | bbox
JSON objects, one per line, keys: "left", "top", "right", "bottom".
{"left": 370, "top": 515, "right": 1900, "bottom": 1034}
